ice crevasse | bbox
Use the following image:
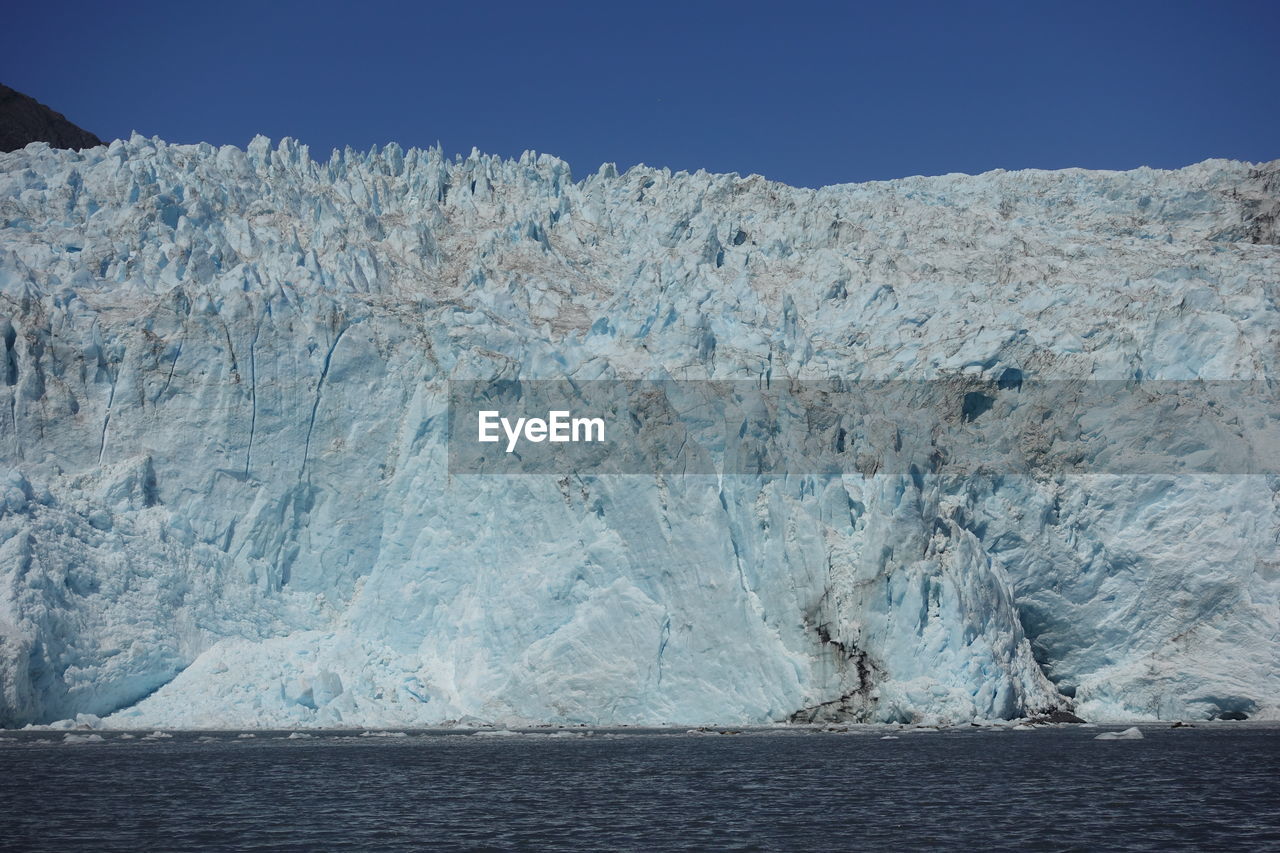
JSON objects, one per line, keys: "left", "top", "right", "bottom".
{"left": 0, "top": 134, "right": 1277, "bottom": 728}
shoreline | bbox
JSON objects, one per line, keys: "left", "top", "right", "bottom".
{"left": 7, "top": 719, "right": 1277, "bottom": 738}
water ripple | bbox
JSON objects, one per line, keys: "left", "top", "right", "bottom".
{"left": 1, "top": 727, "right": 1277, "bottom": 851}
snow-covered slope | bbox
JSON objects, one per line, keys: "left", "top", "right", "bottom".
{"left": 0, "top": 134, "right": 1276, "bottom": 727}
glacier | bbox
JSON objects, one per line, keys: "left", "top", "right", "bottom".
{"left": 0, "top": 133, "right": 1277, "bottom": 728}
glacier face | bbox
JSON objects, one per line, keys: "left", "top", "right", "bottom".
{"left": 0, "top": 134, "right": 1277, "bottom": 728}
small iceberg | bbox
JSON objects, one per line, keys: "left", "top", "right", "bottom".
{"left": 1094, "top": 727, "right": 1144, "bottom": 740}
{"left": 63, "top": 733, "right": 104, "bottom": 744}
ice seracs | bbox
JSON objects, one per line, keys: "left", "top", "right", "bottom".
{"left": 0, "top": 135, "right": 1277, "bottom": 728}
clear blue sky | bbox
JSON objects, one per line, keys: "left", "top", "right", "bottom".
{"left": 4, "top": 0, "right": 1277, "bottom": 188}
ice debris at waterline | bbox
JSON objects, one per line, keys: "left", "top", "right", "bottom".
{"left": 1095, "top": 727, "right": 1145, "bottom": 741}
{"left": 0, "top": 135, "right": 1278, "bottom": 729}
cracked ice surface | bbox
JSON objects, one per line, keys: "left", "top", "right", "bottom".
{"left": 0, "top": 135, "right": 1277, "bottom": 727}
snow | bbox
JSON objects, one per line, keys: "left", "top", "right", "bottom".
{"left": 0, "top": 135, "right": 1277, "bottom": 728}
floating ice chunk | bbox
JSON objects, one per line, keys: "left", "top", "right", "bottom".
{"left": 63, "top": 733, "right": 104, "bottom": 743}
{"left": 1094, "top": 727, "right": 1144, "bottom": 740}
{"left": 286, "top": 732, "right": 312, "bottom": 739}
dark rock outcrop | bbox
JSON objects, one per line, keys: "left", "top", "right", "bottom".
{"left": 1, "top": 84, "right": 102, "bottom": 153}
{"left": 1029, "top": 710, "right": 1087, "bottom": 724}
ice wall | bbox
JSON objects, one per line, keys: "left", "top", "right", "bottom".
{"left": 0, "top": 135, "right": 1276, "bottom": 727}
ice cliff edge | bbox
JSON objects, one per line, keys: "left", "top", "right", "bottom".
{"left": 0, "top": 134, "right": 1276, "bottom": 727}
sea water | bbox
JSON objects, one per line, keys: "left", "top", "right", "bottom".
{"left": 2, "top": 726, "right": 1277, "bottom": 850}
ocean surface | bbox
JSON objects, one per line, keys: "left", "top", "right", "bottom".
{"left": 2, "top": 725, "right": 1277, "bottom": 851}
